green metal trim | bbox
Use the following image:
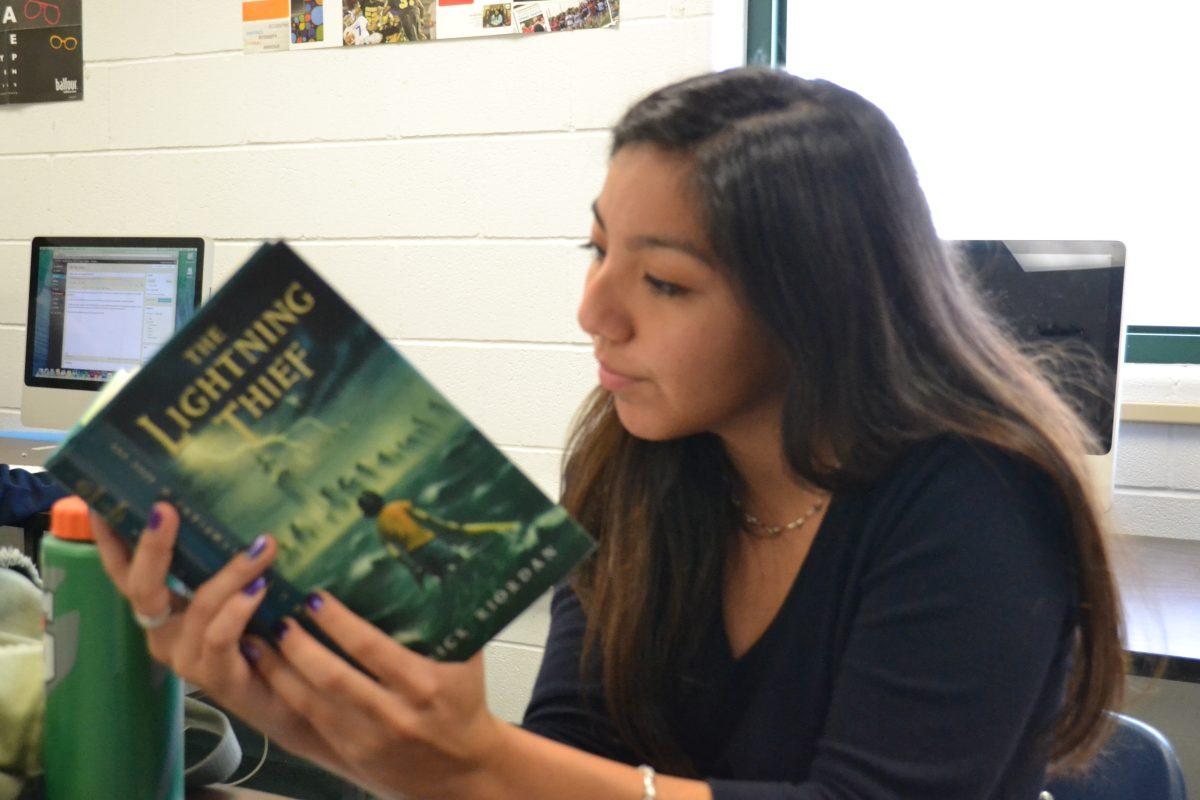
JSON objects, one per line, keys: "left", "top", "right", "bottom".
{"left": 746, "top": 0, "right": 785, "bottom": 67}
{"left": 1129, "top": 325, "right": 1200, "bottom": 336}
{"left": 1126, "top": 327, "right": 1200, "bottom": 364}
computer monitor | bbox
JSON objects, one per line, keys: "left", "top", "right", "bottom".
{"left": 952, "top": 240, "right": 1126, "bottom": 509}
{"left": 22, "top": 237, "right": 212, "bottom": 430}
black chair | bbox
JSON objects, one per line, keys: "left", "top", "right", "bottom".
{"left": 1042, "top": 712, "right": 1188, "bottom": 800}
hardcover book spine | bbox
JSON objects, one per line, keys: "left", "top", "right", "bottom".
{"left": 47, "top": 423, "right": 313, "bottom": 641}
{"left": 44, "top": 440, "right": 139, "bottom": 537}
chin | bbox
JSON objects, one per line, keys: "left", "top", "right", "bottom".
{"left": 612, "top": 398, "right": 699, "bottom": 442}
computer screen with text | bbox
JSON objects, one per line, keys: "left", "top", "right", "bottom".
{"left": 27, "top": 243, "right": 200, "bottom": 386}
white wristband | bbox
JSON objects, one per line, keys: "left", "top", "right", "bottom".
{"left": 637, "top": 764, "right": 657, "bottom": 799}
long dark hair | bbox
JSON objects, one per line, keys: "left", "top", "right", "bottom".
{"left": 561, "top": 67, "right": 1123, "bottom": 777}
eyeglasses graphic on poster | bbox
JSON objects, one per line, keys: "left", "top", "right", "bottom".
{"left": 0, "top": 0, "right": 82, "bottom": 104}
{"left": 241, "top": 0, "right": 618, "bottom": 54}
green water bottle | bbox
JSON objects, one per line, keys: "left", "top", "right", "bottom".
{"left": 41, "top": 495, "right": 184, "bottom": 800}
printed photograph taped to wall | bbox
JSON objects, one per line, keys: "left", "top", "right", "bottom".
{"left": 436, "top": 0, "right": 516, "bottom": 38}
{"left": 291, "top": 0, "right": 324, "bottom": 43}
{"left": 482, "top": 3, "right": 511, "bottom": 27}
{"left": 514, "top": 0, "right": 615, "bottom": 33}
{"left": 246, "top": 0, "right": 616, "bottom": 49}
{"left": 343, "top": 0, "right": 434, "bottom": 45}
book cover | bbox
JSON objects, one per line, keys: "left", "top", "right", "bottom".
{"left": 46, "top": 241, "right": 594, "bottom": 661}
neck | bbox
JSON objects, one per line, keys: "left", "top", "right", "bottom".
{"left": 715, "top": 399, "right": 823, "bottom": 528}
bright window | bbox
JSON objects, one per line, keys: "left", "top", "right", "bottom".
{"left": 785, "top": 1, "right": 1200, "bottom": 326}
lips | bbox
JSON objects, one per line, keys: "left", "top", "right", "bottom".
{"left": 597, "top": 360, "right": 639, "bottom": 392}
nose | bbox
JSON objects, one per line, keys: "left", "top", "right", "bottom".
{"left": 577, "top": 253, "right": 633, "bottom": 346}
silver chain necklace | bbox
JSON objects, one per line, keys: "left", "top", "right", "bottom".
{"left": 734, "top": 498, "right": 826, "bottom": 538}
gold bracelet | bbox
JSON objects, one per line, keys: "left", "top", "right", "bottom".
{"left": 637, "top": 764, "right": 657, "bottom": 799}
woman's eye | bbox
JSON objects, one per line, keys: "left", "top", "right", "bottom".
{"left": 580, "top": 241, "right": 606, "bottom": 261}
{"left": 644, "top": 274, "right": 689, "bottom": 298}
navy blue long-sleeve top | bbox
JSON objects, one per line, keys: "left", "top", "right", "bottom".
{"left": 0, "top": 465, "right": 69, "bottom": 527}
{"left": 522, "top": 435, "right": 1079, "bottom": 799}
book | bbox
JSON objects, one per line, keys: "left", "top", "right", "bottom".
{"left": 45, "top": 241, "right": 595, "bottom": 661}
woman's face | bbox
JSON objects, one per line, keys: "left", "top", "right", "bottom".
{"left": 578, "top": 145, "right": 787, "bottom": 442}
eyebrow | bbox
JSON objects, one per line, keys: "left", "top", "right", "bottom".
{"left": 591, "top": 200, "right": 715, "bottom": 268}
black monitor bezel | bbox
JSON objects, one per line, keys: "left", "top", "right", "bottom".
{"left": 24, "top": 236, "right": 206, "bottom": 392}
{"left": 950, "top": 239, "right": 1126, "bottom": 455}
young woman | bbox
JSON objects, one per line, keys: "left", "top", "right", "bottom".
{"left": 92, "top": 68, "right": 1123, "bottom": 799}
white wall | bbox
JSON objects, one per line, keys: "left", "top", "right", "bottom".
{"left": 1113, "top": 365, "right": 1200, "bottom": 542}
{"left": 0, "top": 0, "right": 721, "bottom": 725}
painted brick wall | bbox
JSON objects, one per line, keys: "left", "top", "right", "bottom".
{"left": 1112, "top": 364, "right": 1200, "bottom": 541}
{"left": 0, "top": 0, "right": 721, "bottom": 724}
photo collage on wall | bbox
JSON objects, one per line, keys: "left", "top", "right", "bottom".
{"left": 242, "top": 0, "right": 618, "bottom": 53}
{"left": 0, "top": 0, "right": 83, "bottom": 105}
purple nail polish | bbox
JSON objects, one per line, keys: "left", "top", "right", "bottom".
{"left": 239, "top": 641, "right": 261, "bottom": 664}
{"left": 243, "top": 576, "right": 266, "bottom": 596}
{"left": 148, "top": 508, "right": 162, "bottom": 531}
{"left": 305, "top": 593, "right": 324, "bottom": 613}
{"left": 272, "top": 620, "right": 289, "bottom": 641}
{"left": 246, "top": 535, "right": 268, "bottom": 559}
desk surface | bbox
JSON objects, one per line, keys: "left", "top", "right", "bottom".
{"left": 0, "top": 435, "right": 58, "bottom": 470}
{"left": 1112, "top": 533, "right": 1200, "bottom": 682}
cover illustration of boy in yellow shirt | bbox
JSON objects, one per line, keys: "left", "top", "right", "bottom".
{"left": 356, "top": 490, "right": 519, "bottom": 587}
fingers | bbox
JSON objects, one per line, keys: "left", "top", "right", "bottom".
{"left": 90, "top": 510, "right": 132, "bottom": 592}
{"left": 303, "top": 591, "right": 433, "bottom": 698}
{"left": 125, "top": 502, "right": 179, "bottom": 619}
{"left": 177, "top": 533, "right": 276, "bottom": 663}
{"left": 272, "top": 617, "right": 402, "bottom": 718}
{"left": 248, "top": 632, "right": 329, "bottom": 719}
{"left": 197, "top": 573, "right": 270, "bottom": 663}
{"left": 236, "top": 636, "right": 326, "bottom": 734}
{"left": 253, "top": 620, "right": 400, "bottom": 758}
{"left": 183, "top": 534, "right": 275, "bottom": 627}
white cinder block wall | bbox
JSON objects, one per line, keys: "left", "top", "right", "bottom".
{"left": 0, "top": 0, "right": 722, "bottom": 724}
{"left": 1112, "top": 364, "right": 1200, "bottom": 541}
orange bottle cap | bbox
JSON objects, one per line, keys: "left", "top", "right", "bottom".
{"left": 50, "top": 496, "right": 94, "bottom": 542}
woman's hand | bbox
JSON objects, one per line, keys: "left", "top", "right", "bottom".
{"left": 90, "top": 502, "right": 360, "bottom": 782}
{"left": 91, "top": 500, "right": 510, "bottom": 800}
{"left": 250, "top": 593, "right": 508, "bottom": 800}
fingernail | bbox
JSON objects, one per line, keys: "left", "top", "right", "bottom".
{"left": 239, "top": 641, "right": 261, "bottom": 664}
{"left": 243, "top": 576, "right": 266, "bottom": 596}
{"left": 272, "top": 619, "right": 289, "bottom": 641}
{"left": 305, "top": 593, "right": 324, "bottom": 613}
{"left": 246, "top": 535, "right": 268, "bottom": 560}
{"left": 148, "top": 508, "right": 162, "bottom": 531}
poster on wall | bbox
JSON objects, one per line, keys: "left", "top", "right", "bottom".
{"left": 0, "top": 0, "right": 83, "bottom": 105}
{"left": 436, "top": 0, "right": 514, "bottom": 39}
{"left": 243, "top": 0, "right": 289, "bottom": 52}
{"left": 343, "top": 0, "right": 433, "bottom": 46}
{"left": 294, "top": 0, "right": 344, "bottom": 49}
{"left": 513, "top": 0, "right": 616, "bottom": 33}
{"left": 244, "top": 0, "right": 617, "bottom": 52}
